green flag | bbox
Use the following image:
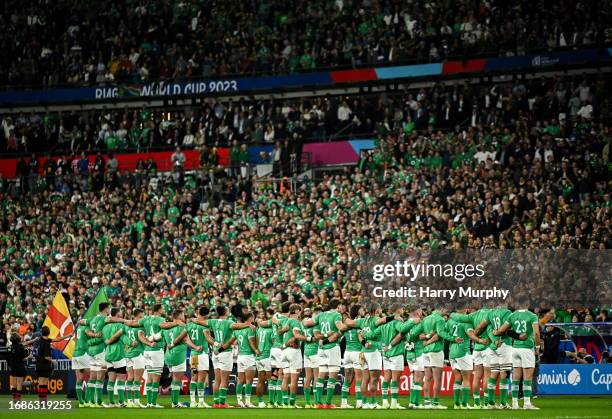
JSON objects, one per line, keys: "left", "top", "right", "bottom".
{"left": 83, "top": 287, "right": 109, "bottom": 320}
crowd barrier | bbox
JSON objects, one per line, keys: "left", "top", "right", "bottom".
{"left": 0, "top": 139, "right": 374, "bottom": 178}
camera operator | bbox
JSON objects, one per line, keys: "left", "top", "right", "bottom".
{"left": 565, "top": 348, "right": 595, "bottom": 364}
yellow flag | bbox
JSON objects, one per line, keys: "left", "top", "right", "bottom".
{"left": 42, "top": 291, "right": 76, "bottom": 359}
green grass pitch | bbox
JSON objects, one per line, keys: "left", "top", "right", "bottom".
{"left": 1, "top": 395, "right": 611, "bottom": 418}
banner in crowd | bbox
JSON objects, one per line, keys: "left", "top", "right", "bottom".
{"left": 537, "top": 364, "right": 612, "bottom": 395}
{"left": 1, "top": 48, "right": 611, "bottom": 105}
{"left": 0, "top": 140, "right": 375, "bottom": 178}
{"left": 42, "top": 292, "right": 76, "bottom": 359}
{"left": 303, "top": 139, "right": 375, "bottom": 166}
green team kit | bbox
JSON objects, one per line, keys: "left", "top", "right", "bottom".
{"left": 70, "top": 304, "right": 542, "bottom": 410}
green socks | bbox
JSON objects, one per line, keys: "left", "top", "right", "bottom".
{"left": 487, "top": 378, "right": 496, "bottom": 405}
{"left": 126, "top": 380, "right": 133, "bottom": 401}
{"left": 315, "top": 378, "right": 325, "bottom": 404}
{"left": 500, "top": 378, "right": 509, "bottom": 405}
{"left": 190, "top": 381, "right": 197, "bottom": 401}
{"left": 245, "top": 384, "right": 252, "bottom": 404}
{"left": 523, "top": 380, "right": 532, "bottom": 403}
{"left": 171, "top": 381, "right": 180, "bottom": 405}
{"left": 76, "top": 380, "right": 83, "bottom": 404}
{"left": 268, "top": 380, "right": 275, "bottom": 404}
{"left": 86, "top": 381, "right": 94, "bottom": 403}
{"left": 413, "top": 382, "right": 422, "bottom": 405}
{"left": 236, "top": 383, "right": 244, "bottom": 402}
{"left": 107, "top": 380, "right": 115, "bottom": 404}
{"left": 197, "top": 382, "right": 205, "bottom": 402}
{"left": 382, "top": 381, "right": 389, "bottom": 402}
{"left": 355, "top": 381, "right": 361, "bottom": 403}
{"left": 341, "top": 381, "right": 349, "bottom": 402}
{"left": 219, "top": 387, "right": 227, "bottom": 404}
{"left": 325, "top": 378, "right": 336, "bottom": 405}
{"left": 511, "top": 379, "right": 519, "bottom": 401}
{"left": 117, "top": 380, "right": 125, "bottom": 403}
{"left": 453, "top": 380, "right": 462, "bottom": 405}
{"left": 151, "top": 382, "right": 160, "bottom": 405}
{"left": 390, "top": 380, "right": 398, "bottom": 401}
{"left": 95, "top": 380, "right": 103, "bottom": 404}
{"left": 304, "top": 387, "right": 312, "bottom": 405}
{"left": 462, "top": 384, "right": 470, "bottom": 406}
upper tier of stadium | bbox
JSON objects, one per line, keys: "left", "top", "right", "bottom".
{"left": 1, "top": 0, "right": 610, "bottom": 89}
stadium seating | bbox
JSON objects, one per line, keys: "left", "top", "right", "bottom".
{"left": 0, "top": 73, "right": 608, "bottom": 156}
{"left": 1, "top": 0, "right": 610, "bottom": 87}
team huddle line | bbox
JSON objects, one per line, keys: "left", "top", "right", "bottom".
{"left": 58, "top": 299, "right": 541, "bottom": 410}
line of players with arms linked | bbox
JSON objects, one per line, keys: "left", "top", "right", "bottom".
{"left": 70, "top": 298, "right": 541, "bottom": 410}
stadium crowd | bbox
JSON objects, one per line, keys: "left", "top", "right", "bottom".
{"left": 0, "top": 80, "right": 610, "bottom": 347}
{"left": 0, "top": 73, "right": 608, "bottom": 155}
{"left": 1, "top": 0, "right": 611, "bottom": 87}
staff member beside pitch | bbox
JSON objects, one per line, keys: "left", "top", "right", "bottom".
{"left": 35, "top": 326, "right": 73, "bottom": 403}
{"left": 8, "top": 333, "right": 37, "bottom": 402}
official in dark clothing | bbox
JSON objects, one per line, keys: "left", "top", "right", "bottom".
{"left": 8, "top": 333, "right": 35, "bottom": 401}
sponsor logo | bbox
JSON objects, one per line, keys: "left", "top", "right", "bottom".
{"left": 592, "top": 368, "right": 612, "bottom": 391}
{"left": 538, "top": 368, "right": 580, "bottom": 386}
{"left": 568, "top": 368, "right": 581, "bottom": 386}
{"left": 538, "top": 365, "right": 612, "bottom": 394}
{"left": 531, "top": 55, "right": 560, "bottom": 67}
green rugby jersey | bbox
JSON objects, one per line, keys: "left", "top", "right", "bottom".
{"left": 139, "top": 315, "right": 165, "bottom": 351}
{"left": 379, "top": 319, "right": 403, "bottom": 357}
{"left": 86, "top": 314, "right": 107, "bottom": 356}
{"left": 357, "top": 316, "right": 381, "bottom": 353}
{"left": 256, "top": 325, "right": 273, "bottom": 360}
{"left": 271, "top": 314, "right": 286, "bottom": 349}
{"left": 422, "top": 311, "right": 452, "bottom": 353}
{"left": 303, "top": 322, "right": 320, "bottom": 357}
{"left": 73, "top": 325, "right": 89, "bottom": 357}
{"left": 234, "top": 327, "right": 256, "bottom": 355}
{"left": 451, "top": 308, "right": 490, "bottom": 351}
{"left": 400, "top": 321, "right": 424, "bottom": 361}
{"left": 486, "top": 307, "right": 512, "bottom": 348}
{"left": 208, "top": 318, "right": 234, "bottom": 344}
{"left": 505, "top": 309, "right": 539, "bottom": 349}
{"left": 162, "top": 325, "right": 187, "bottom": 366}
{"left": 282, "top": 317, "right": 303, "bottom": 347}
{"left": 124, "top": 326, "right": 145, "bottom": 358}
{"left": 186, "top": 322, "right": 209, "bottom": 355}
{"left": 314, "top": 310, "right": 342, "bottom": 350}
{"left": 445, "top": 317, "right": 471, "bottom": 359}
{"left": 343, "top": 326, "right": 362, "bottom": 352}
{"left": 102, "top": 322, "right": 125, "bottom": 362}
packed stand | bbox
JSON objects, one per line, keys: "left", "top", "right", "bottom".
{"left": 1, "top": 73, "right": 609, "bottom": 158}
{"left": 1, "top": 0, "right": 611, "bottom": 88}
{"left": 1, "top": 81, "right": 610, "bottom": 343}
